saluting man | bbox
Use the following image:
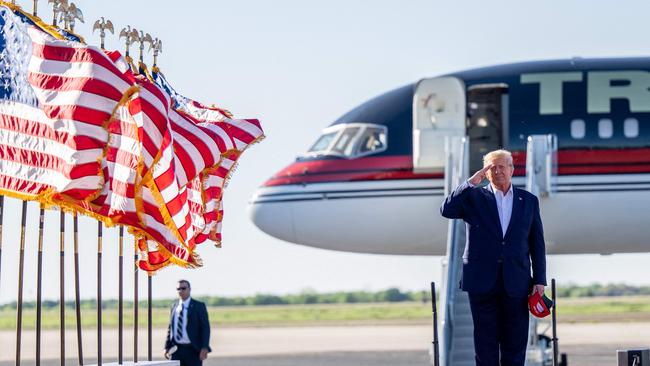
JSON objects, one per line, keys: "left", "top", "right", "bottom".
{"left": 440, "top": 149, "right": 547, "bottom": 366}
{"left": 164, "top": 280, "right": 212, "bottom": 366}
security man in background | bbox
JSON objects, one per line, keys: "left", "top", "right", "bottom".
{"left": 164, "top": 280, "right": 212, "bottom": 366}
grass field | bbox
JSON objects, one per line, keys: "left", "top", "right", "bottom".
{"left": 0, "top": 296, "right": 648, "bottom": 330}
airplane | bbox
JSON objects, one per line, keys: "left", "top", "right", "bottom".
{"left": 248, "top": 57, "right": 650, "bottom": 257}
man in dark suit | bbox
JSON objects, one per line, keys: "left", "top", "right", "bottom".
{"left": 164, "top": 280, "right": 212, "bottom": 366}
{"left": 440, "top": 149, "right": 546, "bottom": 366}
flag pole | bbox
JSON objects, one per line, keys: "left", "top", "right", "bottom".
{"left": 97, "top": 221, "right": 103, "bottom": 366}
{"left": 134, "top": 240, "right": 139, "bottom": 363}
{"left": 36, "top": 206, "right": 45, "bottom": 366}
{"left": 148, "top": 274, "right": 152, "bottom": 361}
{"left": 118, "top": 226, "right": 124, "bottom": 365}
{"left": 0, "top": 196, "right": 4, "bottom": 302}
{"left": 15, "top": 200, "right": 27, "bottom": 366}
{"left": 59, "top": 210, "right": 65, "bottom": 366}
{"left": 51, "top": 1, "right": 57, "bottom": 27}
{"left": 73, "top": 214, "right": 83, "bottom": 365}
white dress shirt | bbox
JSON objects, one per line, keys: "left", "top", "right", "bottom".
{"left": 173, "top": 297, "right": 192, "bottom": 344}
{"left": 488, "top": 183, "right": 513, "bottom": 238}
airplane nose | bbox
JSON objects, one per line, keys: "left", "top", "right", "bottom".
{"left": 247, "top": 187, "right": 298, "bottom": 243}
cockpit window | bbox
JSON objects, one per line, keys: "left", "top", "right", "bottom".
{"left": 357, "top": 127, "right": 386, "bottom": 155}
{"left": 331, "top": 127, "right": 360, "bottom": 155}
{"left": 308, "top": 131, "right": 338, "bottom": 152}
{"left": 303, "top": 123, "right": 387, "bottom": 159}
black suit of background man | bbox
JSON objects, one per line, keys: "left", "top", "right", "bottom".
{"left": 165, "top": 280, "right": 212, "bottom": 366}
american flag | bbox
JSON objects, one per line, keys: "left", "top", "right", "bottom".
{"left": 0, "top": 7, "right": 125, "bottom": 202}
{"left": 133, "top": 69, "right": 265, "bottom": 271}
{"left": 0, "top": 5, "right": 264, "bottom": 271}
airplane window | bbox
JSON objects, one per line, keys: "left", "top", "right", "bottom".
{"left": 357, "top": 127, "right": 387, "bottom": 156}
{"left": 570, "top": 119, "right": 585, "bottom": 139}
{"left": 624, "top": 118, "right": 639, "bottom": 138}
{"left": 331, "top": 127, "right": 360, "bottom": 155}
{"left": 304, "top": 124, "right": 387, "bottom": 159}
{"left": 598, "top": 119, "right": 613, "bottom": 139}
{"left": 308, "top": 131, "right": 338, "bottom": 152}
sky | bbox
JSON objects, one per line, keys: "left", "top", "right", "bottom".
{"left": 0, "top": 0, "right": 649, "bottom": 303}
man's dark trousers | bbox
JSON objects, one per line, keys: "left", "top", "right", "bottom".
{"left": 172, "top": 344, "right": 202, "bottom": 366}
{"left": 468, "top": 264, "right": 529, "bottom": 366}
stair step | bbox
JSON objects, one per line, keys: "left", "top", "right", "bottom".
{"left": 454, "top": 324, "right": 474, "bottom": 335}
{"left": 452, "top": 351, "right": 476, "bottom": 362}
{"left": 451, "top": 337, "right": 474, "bottom": 347}
{"left": 453, "top": 317, "right": 474, "bottom": 328}
{"left": 451, "top": 360, "right": 476, "bottom": 366}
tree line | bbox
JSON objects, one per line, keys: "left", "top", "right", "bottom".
{"left": 3, "top": 283, "right": 650, "bottom": 310}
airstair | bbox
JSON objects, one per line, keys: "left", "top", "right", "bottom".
{"left": 436, "top": 135, "right": 557, "bottom": 366}
{"left": 437, "top": 136, "right": 473, "bottom": 366}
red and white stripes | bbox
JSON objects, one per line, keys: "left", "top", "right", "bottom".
{"left": 0, "top": 6, "right": 264, "bottom": 272}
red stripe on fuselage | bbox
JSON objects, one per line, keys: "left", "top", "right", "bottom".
{"left": 264, "top": 156, "right": 442, "bottom": 186}
{"left": 265, "top": 148, "right": 650, "bottom": 187}
{"left": 512, "top": 148, "right": 650, "bottom": 176}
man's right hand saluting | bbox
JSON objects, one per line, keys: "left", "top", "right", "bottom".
{"left": 468, "top": 163, "right": 493, "bottom": 186}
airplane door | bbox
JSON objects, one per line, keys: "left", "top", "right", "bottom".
{"left": 466, "top": 85, "right": 508, "bottom": 173}
{"left": 412, "top": 77, "right": 466, "bottom": 173}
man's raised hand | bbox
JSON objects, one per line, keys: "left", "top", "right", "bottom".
{"left": 469, "top": 163, "right": 493, "bottom": 186}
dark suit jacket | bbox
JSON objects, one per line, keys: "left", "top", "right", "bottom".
{"left": 165, "top": 298, "right": 212, "bottom": 353}
{"left": 440, "top": 180, "right": 546, "bottom": 297}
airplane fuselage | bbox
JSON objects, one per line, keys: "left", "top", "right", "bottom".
{"left": 249, "top": 58, "right": 650, "bottom": 255}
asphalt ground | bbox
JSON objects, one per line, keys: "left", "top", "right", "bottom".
{"left": 0, "top": 352, "right": 430, "bottom": 366}
{"left": 0, "top": 347, "right": 627, "bottom": 366}
{"left": 0, "top": 323, "right": 647, "bottom": 365}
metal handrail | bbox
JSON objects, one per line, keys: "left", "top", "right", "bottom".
{"left": 526, "top": 134, "right": 558, "bottom": 197}
{"left": 440, "top": 136, "right": 469, "bottom": 366}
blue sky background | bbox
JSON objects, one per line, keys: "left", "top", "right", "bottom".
{"left": 0, "top": 0, "right": 648, "bottom": 303}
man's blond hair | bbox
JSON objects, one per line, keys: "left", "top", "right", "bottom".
{"left": 483, "top": 149, "right": 513, "bottom": 167}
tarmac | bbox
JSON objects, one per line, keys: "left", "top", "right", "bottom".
{"left": 0, "top": 322, "right": 647, "bottom": 365}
